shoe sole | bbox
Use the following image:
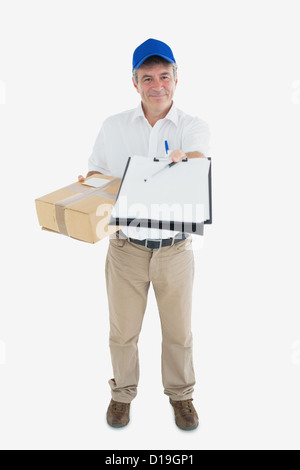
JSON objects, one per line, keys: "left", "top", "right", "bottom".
{"left": 106, "top": 418, "right": 130, "bottom": 428}
{"left": 176, "top": 422, "right": 199, "bottom": 431}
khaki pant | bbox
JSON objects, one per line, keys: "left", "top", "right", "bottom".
{"left": 105, "top": 232, "right": 196, "bottom": 403}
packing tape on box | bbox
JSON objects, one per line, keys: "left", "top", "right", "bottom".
{"left": 55, "top": 178, "right": 119, "bottom": 236}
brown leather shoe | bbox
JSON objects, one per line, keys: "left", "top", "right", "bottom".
{"left": 170, "top": 398, "right": 199, "bottom": 431}
{"left": 106, "top": 399, "right": 130, "bottom": 428}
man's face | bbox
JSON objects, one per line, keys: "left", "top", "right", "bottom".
{"left": 132, "top": 62, "right": 178, "bottom": 115}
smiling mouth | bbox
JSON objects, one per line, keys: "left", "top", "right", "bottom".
{"left": 149, "top": 94, "right": 166, "bottom": 98}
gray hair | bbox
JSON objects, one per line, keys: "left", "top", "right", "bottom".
{"left": 133, "top": 57, "right": 178, "bottom": 84}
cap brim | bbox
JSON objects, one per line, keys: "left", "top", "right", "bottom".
{"left": 133, "top": 53, "right": 175, "bottom": 71}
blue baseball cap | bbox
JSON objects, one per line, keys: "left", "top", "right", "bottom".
{"left": 132, "top": 38, "right": 176, "bottom": 71}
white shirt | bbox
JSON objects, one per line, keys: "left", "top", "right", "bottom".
{"left": 88, "top": 101, "right": 210, "bottom": 240}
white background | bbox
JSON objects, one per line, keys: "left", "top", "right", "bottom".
{"left": 0, "top": 0, "right": 300, "bottom": 450}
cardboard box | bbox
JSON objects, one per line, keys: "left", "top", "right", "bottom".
{"left": 35, "top": 174, "right": 122, "bottom": 243}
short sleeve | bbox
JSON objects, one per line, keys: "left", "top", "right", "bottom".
{"left": 88, "top": 125, "right": 111, "bottom": 175}
{"left": 182, "top": 117, "right": 211, "bottom": 157}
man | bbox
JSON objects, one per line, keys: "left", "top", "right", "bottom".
{"left": 78, "top": 38, "right": 210, "bottom": 430}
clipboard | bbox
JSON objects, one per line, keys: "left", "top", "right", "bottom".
{"left": 109, "top": 155, "right": 212, "bottom": 235}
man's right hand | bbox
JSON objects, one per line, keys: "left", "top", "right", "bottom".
{"left": 78, "top": 171, "right": 102, "bottom": 183}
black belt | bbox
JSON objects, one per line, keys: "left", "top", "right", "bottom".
{"left": 123, "top": 232, "right": 188, "bottom": 250}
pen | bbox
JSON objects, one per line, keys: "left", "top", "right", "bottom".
{"left": 144, "top": 161, "right": 178, "bottom": 183}
{"left": 165, "top": 140, "right": 169, "bottom": 156}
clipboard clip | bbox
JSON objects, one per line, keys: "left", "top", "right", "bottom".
{"left": 144, "top": 157, "right": 189, "bottom": 182}
{"left": 153, "top": 156, "right": 188, "bottom": 162}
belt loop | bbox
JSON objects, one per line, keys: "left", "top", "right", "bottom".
{"left": 115, "top": 230, "right": 125, "bottom": 247}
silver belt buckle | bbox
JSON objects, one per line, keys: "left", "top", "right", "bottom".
{"left": 145, "top": 239, "right": 163, "bottom": 250}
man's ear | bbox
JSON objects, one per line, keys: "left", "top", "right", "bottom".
{"left": 132, "top": 77, "right": 140, "bottom": 93}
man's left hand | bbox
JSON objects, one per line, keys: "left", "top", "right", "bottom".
{"left": 170, "top": 149, "right": 187, "bottom": 162}
{"left": 170, "top": 150, "right": 206, "bottom": 162}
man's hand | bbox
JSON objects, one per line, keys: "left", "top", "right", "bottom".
{"left": 78, "top": 171, "right": 102, "bottom": 182}
{"left": 170, "top": 150, "right": 187, "bottom": 162}
{"left": 170, "top": 150, "right": 206, "bottom": 162}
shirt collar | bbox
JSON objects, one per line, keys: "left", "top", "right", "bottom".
{"left": 131, "top": 101, "right": 178, "bottom": 127}
{"left": 131, "top": 101, "right": 145, "bottom": 122}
